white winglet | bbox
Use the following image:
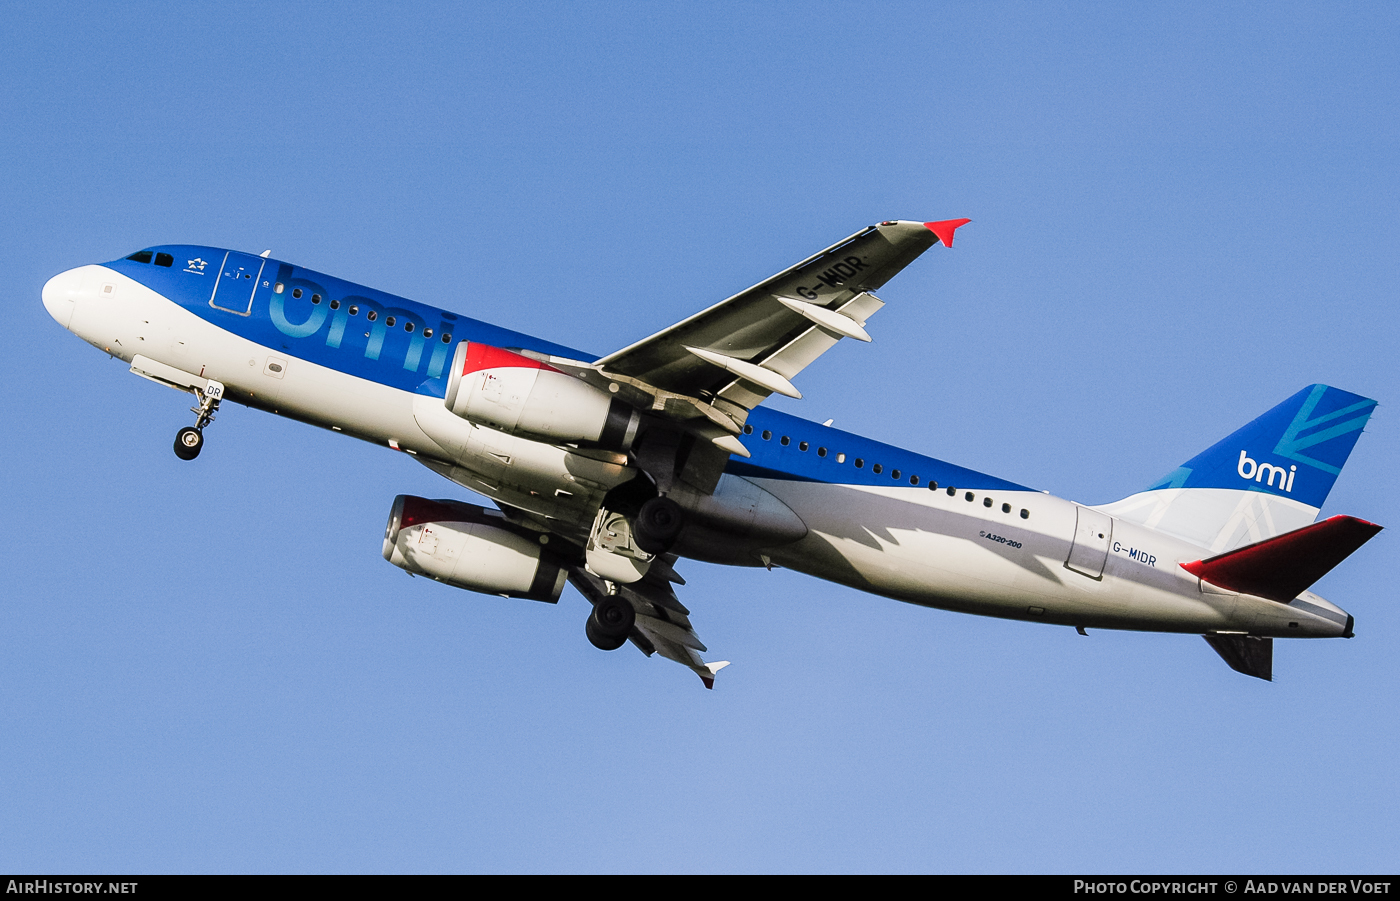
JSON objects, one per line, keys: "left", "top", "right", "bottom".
{"left": 698, "top": 661, "right": 731, "bottom": 689}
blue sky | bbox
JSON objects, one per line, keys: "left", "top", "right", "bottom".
{"left": 2, "top": 1, "right": 1397, "bottom": 873}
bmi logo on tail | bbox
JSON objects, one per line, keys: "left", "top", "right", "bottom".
{"left": 1238, "top": 451, "right": 1297, "bottom": 492}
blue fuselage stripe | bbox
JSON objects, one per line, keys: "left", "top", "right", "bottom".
{"left": 111, "top": 246, "right": 1032, "bottom": 493}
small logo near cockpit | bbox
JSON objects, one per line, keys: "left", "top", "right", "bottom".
{"left": 185, "top": 258, "right": 208, "bottom": 275}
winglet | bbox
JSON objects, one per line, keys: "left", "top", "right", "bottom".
{"left": 698, "top": 661, "right": 731, "bottom": 689}
{"left": 925, "top": 218, "right": 971, "bottom": 248}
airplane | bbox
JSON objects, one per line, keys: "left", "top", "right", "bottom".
{"left": 41, "top": 219, "right": 1381, "bottom": 687}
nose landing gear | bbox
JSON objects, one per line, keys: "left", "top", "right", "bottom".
{"left": 172, "top": 380, "right": 223, "bottom": 461}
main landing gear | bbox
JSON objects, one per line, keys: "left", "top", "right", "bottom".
{"left": 172, "top": 379, "right": 224, "bottom": 461}
{"left": 586, "top": 594, "right": 636, "bottom": 651}
{"left": 578, "top": 491, "right": 684, "bottom": 652}
{"left": 633, "top": 496, "right": 684, "bottom": 554}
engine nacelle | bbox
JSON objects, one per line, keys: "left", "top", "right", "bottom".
{"left": 444, "top": 341, "right": 640, "bottom": 451}
{"left": 382, "top": 495, "right": 568, "bottom": 602}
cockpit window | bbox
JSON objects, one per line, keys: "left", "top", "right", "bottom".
{"left": 154, "top": 252, "right": 173, "bottom": 267}
{"left": 126, "top": 251, "right": 153, "bottom": 264}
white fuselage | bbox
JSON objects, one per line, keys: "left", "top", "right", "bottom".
{"left": 43, "top": 264, "right": 1352, "bottom": 641}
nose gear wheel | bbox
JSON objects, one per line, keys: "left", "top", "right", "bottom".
{"left": 174, "top": 427, "right": 203, "bottom": 460}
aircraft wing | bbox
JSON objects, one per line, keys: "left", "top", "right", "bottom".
{"left": 568, "top": 563, "right": 730, "bottom": 688}
{"left": 593, "top": 219, "right": 969, "bottom": 413}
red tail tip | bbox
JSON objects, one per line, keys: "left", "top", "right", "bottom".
{"left": 925, "top": 218, "right": 972, "bottom": 248}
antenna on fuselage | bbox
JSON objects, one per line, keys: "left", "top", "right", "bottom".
{"left": 259, "top": 250, "right": 271, "bottom": 258}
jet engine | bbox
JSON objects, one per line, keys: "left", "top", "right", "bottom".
{"left": 382, "top": 495, "right": 569, "bottom": 602}
{"left": 444, "top": 341, "right": 641, "bottom": 451}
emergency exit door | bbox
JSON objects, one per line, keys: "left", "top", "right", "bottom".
{"left": 1066, "top": 505, "right": 1114, "bottom": 579}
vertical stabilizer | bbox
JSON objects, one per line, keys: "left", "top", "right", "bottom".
{"left": 1099, "top": 385, "right": 1376, "bottom": 552}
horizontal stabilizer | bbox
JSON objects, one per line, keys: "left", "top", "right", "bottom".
{"left": 1181, "top": 515, "right": 1382, "bottom": 603}
{"left": 1203, "top": 635, "right": 1273, "bottom": 681}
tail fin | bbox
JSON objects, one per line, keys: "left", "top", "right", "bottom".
{"left": 1100, "top": 385, "right": 1377, "bottom": 552}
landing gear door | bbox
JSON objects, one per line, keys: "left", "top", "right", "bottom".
{"left": 1066, "top": 505, "right": 1113, "bottom": 579}
{"left": 209, "top": 251, "right": 269, "bottom": 316}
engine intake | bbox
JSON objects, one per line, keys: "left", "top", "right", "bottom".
{"left": 382, "top": 495, "right": 568, "bottom": 602}
{"left": 444, "top": 341, "right": 640, "bottom": 451}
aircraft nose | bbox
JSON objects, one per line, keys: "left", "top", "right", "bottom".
{"left": 42, "top": 267, "right": 85, "bottom": 329}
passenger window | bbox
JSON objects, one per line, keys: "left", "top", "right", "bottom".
{"left": 125, "top": 251, "right": 153, "bottom": 264}
{"left": 780, "top": 436, "right": 790, "bottom": 446}
{"left": 799, "top": 441, "right": 808, "bottom": 451}
{"left": 405, "top": 321, "right": 414, "bottom": 332}
{"left": 292, "top": 288, "right": 303, "bottom": 299}
{"left": 872, "top": 463, "right": 882, "bottom": 474}
{"left": 983, "top": 497, "right": 993, "bottom": 508}
{"left": 349, "top": 305, "right": 359, "bottom": 316}
{"left": 817, "top": 447, "right": 827, "bottom": 457}
{"left": 762, "top": 430, "right": 771, "bottom": 441}
{"left": 1020, "top": 509, "right": 1030, "bottom": 519}
{"left": 854, "top": 458, "right": 864, "bottom": 468}
{"left": 891, "top": 469, "right": 901, "bottom": 480}
{"left": 909, "top": 475, "right": 919, "bottom": 485}
{"left": 441, "top": 332, "right": 451, "bottom": 343}
{"left": 837, "top": 453, "right": 846, "bottom": 463}
{"left": 928, "top": 481, "right": 938, "bottom": 490}
{"left": 154, "top": 253, "right": 173, "bottom": 267}
{"left": 1002, "top": 503, "right": 1011, "bottom": 513}
{"left": 744, "top": 425, "right": 753, "bottom": 435}
{"left": 423, "top": 328, "right": 433, "bottom": 338}
{"left": 274, "top": 283, "right": 284, "bottom": 294}
{"left": 965, "top": 492, "right": 975, "bottom": 502}
{"left": 367, "top": 310, "right": 378, "bottom": 321}
{"left": 947, "top": 487, "right": 956, "bottom": 496}
{"left": 330, "top": 300, "right": 341, "bottom": 310}
{"left": 386, "top": 316, "right": 396, "bottom": 327}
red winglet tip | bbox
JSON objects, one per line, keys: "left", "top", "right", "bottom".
{"left": 925, "top": 218, "right": 971, "bottom": 247}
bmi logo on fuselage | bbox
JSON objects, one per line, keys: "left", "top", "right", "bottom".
{"left": 1238, "top": 450, "right": 1297, "bottom": 493}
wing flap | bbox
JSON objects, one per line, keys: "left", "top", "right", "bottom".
{"left": 567, "top": 564, "right": 729, "bottom": 688}
{"left": 594, "top": 220, "right": 956, "bottom": 405}
{"left": 713, "top": 291, "right": 886, "bottom": 408}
